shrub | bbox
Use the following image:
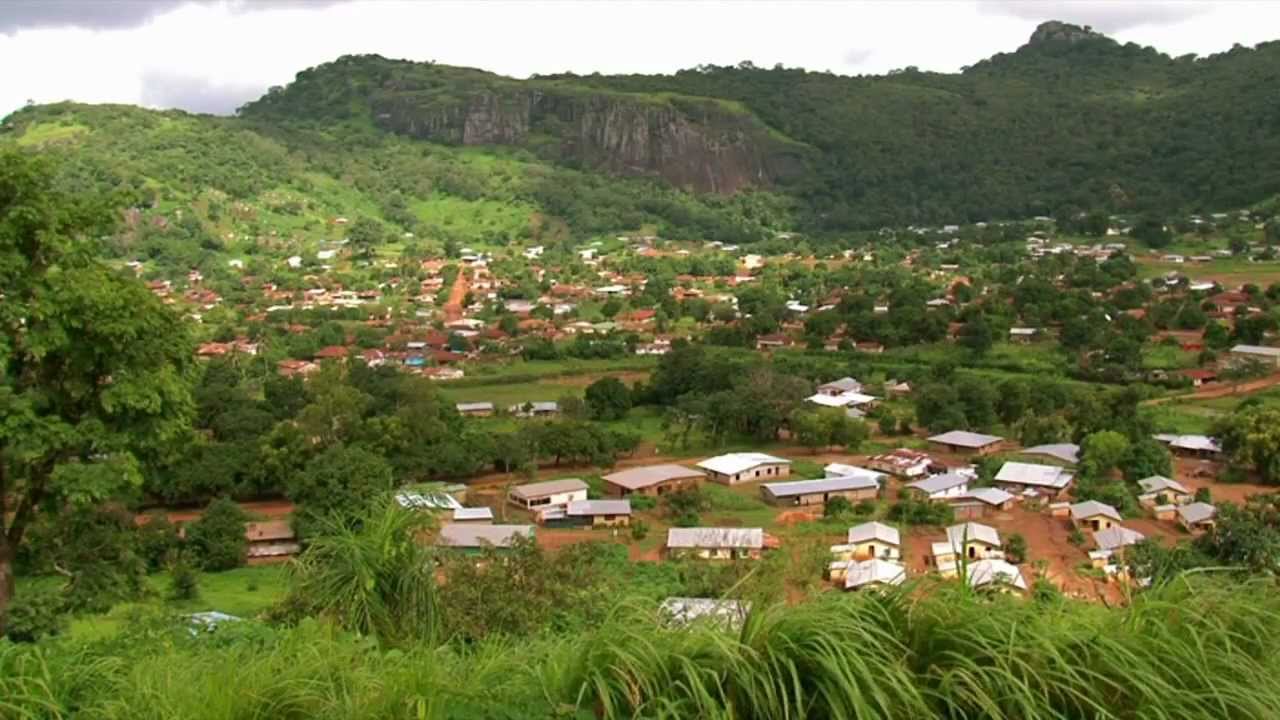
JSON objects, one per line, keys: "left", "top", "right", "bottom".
{"left": 1004, "top": 532, "right": 1028, "bottom": 564}
{"left": 136, "top": 513, "right": 183, "bottom": 572}
{"left": 878, "top": 414, "right": 896, "bottom": 436}
{"left": 824, "top": 496, "right": 853, "bottom": 518}
{"left": 3, "top": 586, "right": 67, "bottom": 642}
{"left": 168, "top": 553, "right": 202, "bottom": 602}
{"left": 187, "top": 498, "right": 249, "bottom": 572}
{"left": 630, "top": 520, "right": 649, "bottom": 541}
{"left": 1195, "top": 487, "right": 1212, "bottom": 503}
{"left": 1068, "top": 527, "right": 1086, "bottom": 547}
{"left": 630, "top": 495, "right": 657, "bottom": 511}
{"left": 888, "top": 495, "right": 954, "bottom": 526}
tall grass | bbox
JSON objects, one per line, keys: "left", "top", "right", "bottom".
{"left": 5, "top": 577, "right": 1280, "bottom": 719}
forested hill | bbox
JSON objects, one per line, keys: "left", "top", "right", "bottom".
{"left": 3, "top": 20, "right": 1279, "bottom": 241}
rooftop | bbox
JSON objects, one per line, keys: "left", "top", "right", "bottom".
{"left": 966, "top": 559, "right": 1027, "bottom": 591}
{"left": 1020, "top": 443, "right": 1081, "bottom": 465}
{"left": 847, "top": 521, "right": 901, "bottom": 546}
{"left": 905, "top": 472, "right": 970, "bottom": 494}
{"left": 452, "top": 507, "right": 494, "bottom": 522}
{"left": 945, "top": 522, "right": 1002, "bottom": 548}
{"left": 438, "top": 523, "right": 534, "bottom": 548}
{"left": 567, "top": 499, "right": 632, "bottom": 516}
{"left": 761, "top": 474, "right": 881, "bottom": 498}
{"left": 995, "top": 462, "right": 1073, "bottom": 489}
{"left": 1138, "top": 475, "right": 1190, "bottom": 496}
{"left": 1094, "top": 526, "right": 1145, "bottom": 552}
{"left": 667, "top": 527, "right": 764, "bottom": 550}
{"left": 510, "top": 478, "right": 588, "bottom": 500}
{"left": 1178, "top": 502, "right": 1217, "bottom": 525}
{"left": 603, "top": 464, "right": 705, "bottom": 490}
{"left": 928, "top": 430, "right": 1004, "bottom": 448}
{"left": 844, "top": 559, "right": 906, "bottom": 589}
{"left": 696, "top": 452, "right": 790, "bottom": 476}
{"left": 1070, "top": 500, "right": 1123, "bottom": 522}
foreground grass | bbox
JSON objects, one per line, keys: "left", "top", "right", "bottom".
{"left": 5, "top": 577, "right": 1280, "bottom": 719}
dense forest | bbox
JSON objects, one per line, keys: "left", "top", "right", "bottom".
{"left": 3, "top": 21, "right": 1279, "bottom": 244}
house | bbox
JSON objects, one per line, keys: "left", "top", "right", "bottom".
{"left": 823, "top": 463, "right": 887, "bottom": 482}
{"left": 696, "top": 453, "right": 791, "bottom": 485}
{"left": 1178, "top": 369, "right": 1218, "bottom": 387}
{"left": 1069, "top": 500, "right": 1122, "bottom": 532}
{"left": 437, "top": 523, "right": 534, "bottom": 552}
{"left": 564, "top": 499, "right": 631, "bottom": 527}
{"left": 994, "top": 462, "right": 1074, "bottom": 498}
{"left": 658, "top": 597, "right": 751, "bottom": 629}
{"left": 452, "top": 507, "right": 494, "bottom": 524}
{"left": 1153, "top": 434, "right": 1221, "bottom": 458}
{"left": 602, "top": 464, "right": 705, "bottom": 497}
{"left": 422, "top": 367, "right": 465, "bottom": 381}
{"left": 456, "top": 402, "right": 495, "bottom": 418}
{"left": 1177, "top": 502, "right": 1217, "bottom": 532}
{"left": 932, "top": 522, "right": 1003, "bottom": 576}
{"left": 245, "top": 520, "right": 300, "bottom": 564}
{"left": 1089, "top": 526, "right": 1145, "bottom": 569}
{"left": 277, "top": 359, "right": 319, "bottom": 378}
{"left": 755, "top": 333, "right": 792, "bottom": 350}
{"left": 816, "top": 377, "right": 863, "bottom": 396}
{"left": 507, "top": 478, "right": 588, "bottom": 510}
{"left": 904, "top": 472, "right": 970, "bottom": 501}
{"left": 1019, "top": 443, "right": 1080, "bottom": 466}
{"left": 1228, "top": 344, "right": 1280, "bottom": 368}
{"left": 666, "top": 527, "right": 764, "bottom": 560}
{"left": 1008, "top": 327, "right": 1039, "bottom": 343}
{"left": 759, "top": 474, "right": 881, "bottom": 507}
{"left": 806, "top": 391, "right": 878, "bottom": 411}
{"left": 837, "top": 558, "right": 906, "bottom": 591}
{"left": 965, "top": 559, "right": 1028, "bottom": 593}
{"left": 1137, "top": 475, "right": 1192, "bottom": 507}
{"left": 866, "top": 448, "right": 934, "bottom": 478}
{"left": 928, "top": 430, "right": 1004, "bottom": 456}
{"left": 947, "top": 487, "right": 1017, "bottom": 519}
{"left": 830, "top": 522, "right": 901, "bottom": 561}
{"left": 508, "top": 401, "right": 560, "bottom": 418}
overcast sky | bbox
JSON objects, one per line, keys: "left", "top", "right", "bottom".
{"left": 2, "top": 0, "right": 1277, "bottom": 117}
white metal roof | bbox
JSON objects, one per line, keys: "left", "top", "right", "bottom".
{"left": 510, "top": 478, "right": 588, "bottom": 500}
{"left": 906, "top": 472, "right": 970, "bottom": 494}
{"left": 666, "top": 527, "right": 764, "bottom": 549}
{"left": 452, "top": 507, "right": 494, "bottom": 521}
{"left": 1230, "top": 344, "right": 1280, "bottom": 357}
{"left": 823, "top": 463, "right": 884, "bottom": 480}
{"left": 844, "top": 559, "right": 906, "bottom": 589}
{"left": 1021, "top": 443, "right": 1081, "bottom": 465}
{"left": 567, "top": 499, "right": 631, "bottom": 516}
{"left": 1094, "top": 526, "right": 1145, "bottom": 552}
{"left": 696, "top": 452, "right": 790, "bottom": 476}
{"left": 1137, "top": 475, "right": 1190, "bottom": 495}
{"left": 438, "top": 523, "right": 534, "bottom": 548}
{"left": 603, "top": 464, "right": 705, "bottom": 490}
{"left": 817, "top": 377, "right": 862, "bottom": 392}
{"left": 847, "top": 521, "right": 901, "bottom": 546}
{"left": 945, "top": 522, "right": 1002, "bottom": 548}
{"left": 995, "top": 462, "right": 1073, "bottom": 489}
{"left": 1178, "top": 502, "right": 1217, "bottom": 525}
{"left": 952, "top": 487, "right": 1016, "bottom": 506}
{"left": 966, "top": 559, "right": 1028, "bottom": 591}
{"left": 1069, "top": 500, "right": 1123, "bottom": 522}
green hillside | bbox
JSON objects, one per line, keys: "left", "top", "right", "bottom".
{"left": 1, "top": 20, "right": 1278, "bottom": 253}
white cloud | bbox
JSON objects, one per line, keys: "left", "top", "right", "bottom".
{"left": 976, "top": 1, "right": 1209, "bottom": 33}
{"left": 0, "top": 1, "right": 1276, "bottom": 118}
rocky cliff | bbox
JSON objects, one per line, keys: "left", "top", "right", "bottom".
{"left": 372, "top": 87, "right": 804, "bottom": 193}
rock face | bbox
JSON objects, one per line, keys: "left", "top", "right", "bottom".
{"left": 372, "top": 88, "right": 804, "bottom": 194}
{"left": 1027, "top": 21, "right": 1105, "bottom": 47}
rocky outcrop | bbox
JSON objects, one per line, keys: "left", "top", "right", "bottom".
{"left": 373, "top": 88, "right": 805, "bottom": 194}
{"left": 1027, "top": 21, "right": 1106, "bottom": 47}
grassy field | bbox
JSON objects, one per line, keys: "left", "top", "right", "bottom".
{"left": 18, "top": 565, "right": 290, "bottom": 642}
{"left": 1137, "top": 256, "right": 1280, "bottom": 285}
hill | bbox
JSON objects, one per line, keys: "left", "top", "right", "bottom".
{"left": 2, "top": 21, "right": 1278, "bottom": 248}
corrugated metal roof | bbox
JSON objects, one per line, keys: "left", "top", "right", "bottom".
{"left": 951, "top": 487, "right": 1015, "bottom": 506}
{"left": 1070, "top": 500, "right": 1122, "bottom": 522}
{"left": 452, "top": 507, "right": 494, "bottom": 521}
{"left": 945, "top": 522, "right": 1002, "bottom": 548}
{"left": 846, "top": 521, "right": 900, "bottom": 546}
{"left": 697, "top": 452, "right": 790, "bottom": 476}
{"left": 817, "top": 377, "right": 862, "bottom": 392}
{"left": 1021, "top": 443, "right": 1080, "bottom": 465}
{"left": 1138, "top": 475, "right": 1190, "bottom": 495}
{"left": 966, "top": 559, "right": 1027, "bottom": 590}
{"left": 761, "top": 474, "right": 880, "bottom": 498}
{"left": 510, "top": 478, "right": 588, "bottom": 500}
{"left": 844, "top": 559, "right": 906, "bottom": 589}
{"left": 928, "top": 430, "right": 1004, "bottom": 448}
{"left": 666, "top": 527, "right": 763, "bottom": 549}
{"left": 995, "top": 462, "right": 1073, "bottom": 489}
{"left": 567, "top": 499, "right": 631, "bottom": 516}
{"left": 906, "top": 472, "right": 970, "bottom": 494}
{"left": 603, "top": 464, "right": 705, "bottom": 490}
{"left": 438, "top": 523, "right": 534, "bottom": 548}
{"left": 456, "top": 402, "right": 494, "bottom": 412}
{"left": 1178, "top": 502, "right": 1216, "bottom": 525}
{"left": 1094, "top": 526, "right": 1145, "bottom": 551}
{"left": 1230, "top": 344, "right": 1280, "bottom": 357}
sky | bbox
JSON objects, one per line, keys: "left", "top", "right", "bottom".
{"left": 1, "top": 0, "right": 1277, "bottom": 117}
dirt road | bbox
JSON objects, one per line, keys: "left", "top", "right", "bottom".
{"left": 1145, "top": 372, "right": 1280, "bottom": 406}
{"left": 443, "top": 268, "right": 469, "bottom": 322}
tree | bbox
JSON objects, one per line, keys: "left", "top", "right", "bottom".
{"left": 1119, "top": 438, "right": 1173, "bottom": 482}
{"left": 584, "top": 377, "right": 632, "bottom": 421}
{"left": 1079, "top": 430, "right": 1130, "bottom": 479}
{"left": 347, "top": 217, "right": 386, "bottom": 258}
{"left": 0, "top": 151, "right": 196, "bottom": 634}
{"left": 1004, "top": 533, "right": 1028, "bottom": 564}
{"left": 1213, "top": 406, "right": 1280, "bottom": 484}
{"left": 288, "top": 445, "right": 395, "bottom": 537}
{"left": 1131, "top": 217, "right": 1172, "bottom": 248}
{"left": 960, "top": 315, "right": 994, "bottom": 356}
{"left": 186, "top": 497, "right": 249, "bottom": 571}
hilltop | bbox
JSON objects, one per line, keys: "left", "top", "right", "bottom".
{"left": 2, "top": 21, "right": 1279, "bottom": 248}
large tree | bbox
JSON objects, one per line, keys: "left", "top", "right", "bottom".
{"left": 0, "top": 150, "right": 195, "bottom": 633}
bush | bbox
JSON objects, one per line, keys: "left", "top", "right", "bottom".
{"left": 1004, "top": 532, "right": 1028, "bottom": 564}
{"left": 186, "top": 498, "right": 249, "bottom": 572}
{"left": 168, "top": 553, "right": 202, "bottom": 602}
{"left": 878, "top": 414, "right": 896, "bottom": 436}
{"left": 1068, "top": 527, "right": 1086, "bottom": 547}
{"left": 630, "top": 495, "right": 658, "bottom": 511}
{"left": 630, "top": 520, "right": 649, "bottom": 541}
{"left": 136, "top": 513, "right": 183, "bottom": 572}
{"left": 3, "top": 586, "right": 67, "bottom": 642}
{"left": 824, "top": 496, "right": 853, "bottom": 518}
{"left": 888, "top": 495, "right": 954, "bottom": 526}
{"left": 1195, "top": 487, "right": 1212, "bottom": 503}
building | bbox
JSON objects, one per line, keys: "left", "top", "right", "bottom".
{"left": 965, "top": 559, "right": 1027, "bottom": 593}
{"left": 696, "top": 453, "right": 791, "bottom": 485}
{"left": 806, "top": 391, "right": 878, "bottom": 411}
{"left": 1069, "top": 500, "right": 1122, "bottom": 532}
{"left": 451, "top": 507, "right": 494, "bottom": 524}
{"left": 602, "top": 464, "right": 705, "bottom": 497}
{"left": 822, "top": 463, "right": 887, "bottom": 482}
{"left": 1228, "top": 344, "right": 1280, "bottom": 368}
{"left": 1137, "top": 476, "right": 1192, "bottom": 507}
{"left": 816, "top": 377, "right": 863, "bottom": 396}
{"left": 456, "top": 402, "right": 495, "bottom": 418}
{"left": 437, "top": 523, "right": 534, "bottom": 552}
{"left": 1089, "top": 526, "right": 1145, "bottom": 569}
{"left": 866, "top": 448, "right": 935, "bottom": 478}
{"left": 904, "top": 472, "right": 970, "bottom": 501}
{"left": 830, "top": 522, "right": 901, "bottom": 561}
{"left": 245, "top": 520, "right": 300, "bottom": 564}
{"left": 666, "top": 527, "right": 765, "bottom": 560}
{"left": 1153, "top": 434, "right": 1222, "bottom": 458}
{"left": 928, "top": 430, "right": 1004, "bottom": 456}
{"left": 507, "top": 478, "right": 588, "bottom": 510}
{"left": 759, "top": 474, "right": 881, "bottom": 507}
{"left": 994, "top": 462, "right": 1074, "bottom": 498}
{"left": 507, "top": 401, "right": 560, "bottom": 418}
{"left": 1177, "top": 502, "right": 1217, "bottom": 532}
{"left": 932, "top": 522, "right": 1003, "bottom": 575}
{"left": 947, "top": 488, "right": 1016, "bottom": 519}
{"left": 565, "top": 499, "right": 631, "bottom": 527}
{"left": 837, "top": 558, "right": 906, "bottom": 591}
{"left": 1019, "top": 443, "right": 1080, "bottom": 466}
